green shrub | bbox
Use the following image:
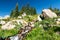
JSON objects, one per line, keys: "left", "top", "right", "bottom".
{"left": 0, "top": 23, "right": 22, "bottom": 39}
{"left": 24, "top": 26, "right": 60, "bottom": 40}
{"left": 23, "top": 15, "right": 37, "bottom": 22}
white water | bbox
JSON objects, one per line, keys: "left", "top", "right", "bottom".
{"left": 10, "top": 35, "right": 19, "bottom": 40}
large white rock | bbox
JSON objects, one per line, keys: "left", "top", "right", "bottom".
{"left": 37, "top": 15, "right": 42, "bottom": 21}
{"left": 0, "top": 20, "right": 5, "bottom": 25}
{"left": 1, "top": 21, "right": 15, "bottom": 30}
{"left": 57, "top": 18, "right": 60, "bottom": 21}
{"left": 56, "top": 18, "right": 60, "bottom": 24}
{"left": 13, "top": 20, "right": 23, "bottom": 25}
{"left": 22, "top": 12, "right": 26, "bottom": 17}
{"left": 12, "top": 19, "right": 27, "bottom": 26}
{"left": 42, "top": 9, "right": 57, "bottom": 18}
{"left": 18, "top": 16, "right": 22, "bottom": 19}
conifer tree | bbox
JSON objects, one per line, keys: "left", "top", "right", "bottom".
{"left": 20, "top": 4, "right": 37, "bottom": 15}
{"left": 10, "top": 10, "right": 14, "bottom": 18}
{"left": 49, "top": 5, "right": 53, "bottom": 11}
{"left": 10, "top": 3, "right": 19, "bottom": 18}
{"left": 14, "top": 3, "right": 19, "bottom": 17}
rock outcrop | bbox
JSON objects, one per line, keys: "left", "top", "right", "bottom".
{"left": 1, "top": 21, "right": 15, "bottom": 30}
{"left": 37, "top": 15, "right": 42, "bottom": 21}
{"left": 8, "top": 22, "right": 35, "bottom": 40}
{"left": 42, "top": 9, "right": 57, "bottom": 18}
{"left": 1, "top": 19, "right": 27, "bottom": 30}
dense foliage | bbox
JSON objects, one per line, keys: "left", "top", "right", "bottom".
{"left": 24, "top": 26, "right": 60, "bottom": 40}
{"left": 23, "top": 15, "right": 38, "bottom": 22}
{"left": 10, "top": 3, "right": 19, "bottom": 18}
{"left": 49, "top": 7, "right": 60, "bottom": 16}
{"left": 3, "top": 3, "right": 60, "bottom": 40}
{"left": 24, "top": 19, "right": 60, "bottom": 40}
{"left": 20, "top": 4, "right": 37, "bottom": 15}
{"left": 0, "top": 23, "right": 22, "bottom": 39}
{"left": 10, "top": 3, "right": 37, "bottom": 18}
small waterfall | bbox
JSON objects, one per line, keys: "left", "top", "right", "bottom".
{"left": 9, "top": 22, "right": 35, "bottom": 40}
{"left": 10, "top": 35, "right": 19, "bottom": 40}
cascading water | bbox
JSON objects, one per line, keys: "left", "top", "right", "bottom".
{"left": 9, "top": 22, "right": 35, "bottom": 40}
{"left": 10, "top": 35, "right": 19, "bottom": 40}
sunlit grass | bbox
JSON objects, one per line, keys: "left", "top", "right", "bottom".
{"left": 0, "top": 23, "right": 22, "bottom": 38}
{"left": 24, "top": 19, "right": 60, "bottom": 40}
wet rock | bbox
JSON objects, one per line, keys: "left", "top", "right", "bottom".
{"left": 0, "top": 37, "right": 4, "bottom": 40}
{"left": 10, "top": 35, "right": 19, "bottom": 40}
{"left": 8, "top": 22, "right": 35, "bottom": 40}
{"left": 5, "top": 38, "right": 10, "bottom": 40}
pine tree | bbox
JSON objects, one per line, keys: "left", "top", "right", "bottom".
{"left": 49, "top": 6, "right": 53, "bottom": 11}
{"left": 10, "top": 3, "right": 19, "bottom": 18}
{"left": 20, "top": 4, "right": 37, "bottom": 15}
{"left": 53, "top": 8, "right": 60, "bottom": 15}
{"left": 33, "top": 8, "right": 36, "bottom": 15}
{"left": 10, "top": 10, "right": 13, "bottom": 18}
{"left": 14, "top": 3, "right": 19, "bottom": 17}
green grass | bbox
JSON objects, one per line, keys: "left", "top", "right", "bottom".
{"left": 23, "top": 15, "right": 38, "bottom": 22}
{"left": 0, "top": 23, "right": 22, "bottom": 38}
{"left": 24, "top": 19, "right": 60, "bottom": 40}
{"left": 24, "top": 26, "right": 60, "bottom": 40}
